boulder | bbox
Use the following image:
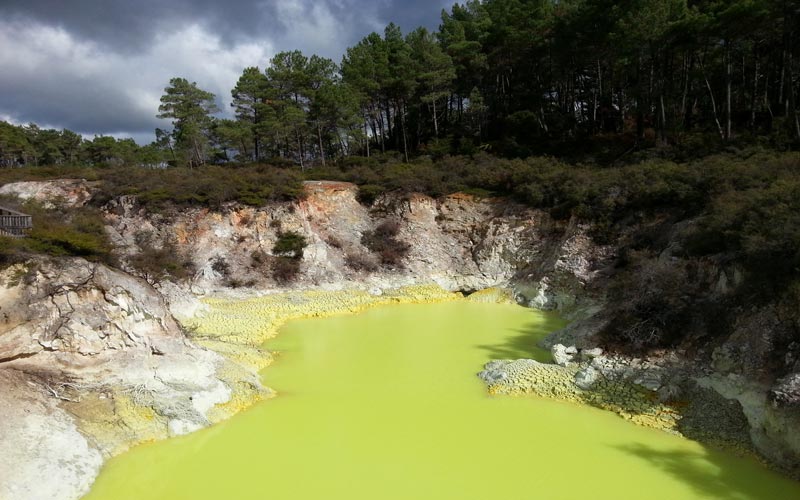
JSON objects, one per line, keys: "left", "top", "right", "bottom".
{"left": 478, "top": 360, "right": 509, "bottom": 384}
{"left": 551, "top": 344, "right": 576, "bottom": 367}
{"left": 770, "top": 373, "right": 800, "bottom": 407}
{"left": 574, "top": 365, "right": 600, "bottom": 390}
{"left": 581, "top": 347, "right": 604, "bottom": 360}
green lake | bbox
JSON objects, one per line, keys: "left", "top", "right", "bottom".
{"left": 84, "top": 301, "right": 800, "bottom": 499}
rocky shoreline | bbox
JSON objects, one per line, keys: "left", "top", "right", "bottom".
{"left": 475, "top": 326, "right": 800, "bottom": 479}
{"left": 477, "top": 344, "right": 756, "bottom": 454}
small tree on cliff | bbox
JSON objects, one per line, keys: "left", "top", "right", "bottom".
{"left": 157, "top": 78, "right": 219, "bottom": 168}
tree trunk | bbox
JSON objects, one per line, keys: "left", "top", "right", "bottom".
{"left": 698, "top": 52, "right": 725, "bottom": 140}
{"left": 253, "top": 110, "right": 260, "bottom": 161}
{"left": 784, "top": 2, "right": 800, "bottom": 140}
{"left": 725, "top": 39, "right": 732, "bottom": 140}
{"left": 192, "top": 137, "right": 203, "bottom": 168}
{"left": 377, "top": 109, "right": 386, "bottom": 153}
{"left": 432, "top": 98, "right": 439, "bottom": 137}
{"left": 681, "top": 52, "right": 694, "bottom": 130}
{"left": 364, "top": 115, "right": 370, "bottom": 157}
{"left": 317, "top": 122, "right": 326, "bottom": 167}
{"left": 636, "top": 53, "right": 645, "bottom": 142}
{"left": 593, "top": 59, "right": 602, "bottom": 133}
{"left": 779, "top": 49, "right": 786, "bottom": 111}
{"left": 655, "top": 47, "right": 667, "bottom": 146}
{"left": 788, "top": 49, "right": 800, "bottom": 140}
{"left": 338, "top": 131, "right": 348, "bottom": 158}
{"left": 400, "top": 101, "right": 409, "bottom": 163}
{"left": 167, "top": 139, "right": 176, "bottom": 164}
{"left": 384, "top": 101, "right": 394, "bottom": 149}
{"left": 659, "top": 94, "right": 667, "bottom": 145}
{"left": 296, "top": 129, "right": 304, "bottom": 170}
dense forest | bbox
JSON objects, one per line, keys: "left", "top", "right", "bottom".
{"left": 1, "top": 0, "right": 799, "bottom": 168}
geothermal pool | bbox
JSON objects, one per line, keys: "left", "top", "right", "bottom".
{"left": 84, "top": 301, "right": 800, "bottom": 499}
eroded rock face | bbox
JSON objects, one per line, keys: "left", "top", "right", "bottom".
{"left": 0, "top": 258, "right": 182, "bottom": 364}
{"left": 105, "top": 181, "right": 614, "bottom": 310}
{"left": 512, "top": 219, "right": 614, "bottom": 316}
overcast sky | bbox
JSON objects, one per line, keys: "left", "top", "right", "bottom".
{"left": 0, "top": 0, "right": 455, "bottom": 144}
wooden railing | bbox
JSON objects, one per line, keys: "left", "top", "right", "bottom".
{"left": 0, "top": 206, "right": 32, "bottom": 237}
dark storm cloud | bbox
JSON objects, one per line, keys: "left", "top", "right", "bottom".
{"left": 0, "top": 0, "right": 457, "bottom": 143}
{"left": 0, "top": 0, "right": 453, "bottom": 50}
{"left": 0, "top": 67, "right": 156, "bottom": 134}
{"left": 376, "top": 0, "right": 455, "bottom": 32}
{"left": 0, "top": 0, "right": 273, "bottom": 51}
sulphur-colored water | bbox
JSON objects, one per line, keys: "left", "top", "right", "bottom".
{"left": 84, "top": 302, "right": 800, "bottom": 500}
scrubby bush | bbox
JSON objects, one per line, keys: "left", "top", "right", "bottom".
{"left": 361, "top": 220, "right": 410, "bottom": 267}
{"left": 684, "top": 175, "right": 800, "bottom": 291}
{"left": 99, "top": 164, "right": 304, "bottom": 210}
{"left": 224, "top": 277, "right": 257, "bottom": 289}
{"left": 250, "top": 249, "right": 269, "bottom": 268}
{"left": 128, "top": 231, "right": 194, "bottom": 283}
{"left": 0, "top": 200, "right": 113, "bottom": 266}
{"left": 601, "top": 254, "right": 696, "bottom": 351}
{"left": 27, "top": 209, "right": 111, "bottom": 259}
{"left": 272, "top": 256, "right": 300, "bottom": 284}
{"left": 344, "top": 251, "right": 379, "bottom": 272}
{"left": 265, "top": 230, "right": 307, "bottom": 283}
{"left": 211, "top": 256, "right": 231, "bottom": 276}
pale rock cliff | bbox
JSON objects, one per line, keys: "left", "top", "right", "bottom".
{"left": 0, "top": 179, "right": 98, "bottom": 208}
{"left": 0, "top": 258, "right": 260, "bottom": 499}
{"left": 105, "top": 181, "right": 613, "bottom": 307}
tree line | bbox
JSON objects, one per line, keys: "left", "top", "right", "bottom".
{"left": 2, "top": 0, "right": 799, "bottom": 169}
{"left": 0, "top": 121, "right": 166, "bottom": 168}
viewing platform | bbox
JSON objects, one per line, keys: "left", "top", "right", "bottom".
{"left": 0, "top": 206, "right": 32, "bottom": 237}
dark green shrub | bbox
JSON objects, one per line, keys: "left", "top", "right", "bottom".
{"left": 356, "top": 184, "right": 386, "bottom": 204}
{"left": 685, "top": 176, "right": 800, "bottom": 291}
{"left": 272, "top": 231, "right": 307, "bottom": 259}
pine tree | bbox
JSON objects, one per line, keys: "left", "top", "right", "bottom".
{"left": 157, "top": 78, "right": 219, "bottom": 167}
